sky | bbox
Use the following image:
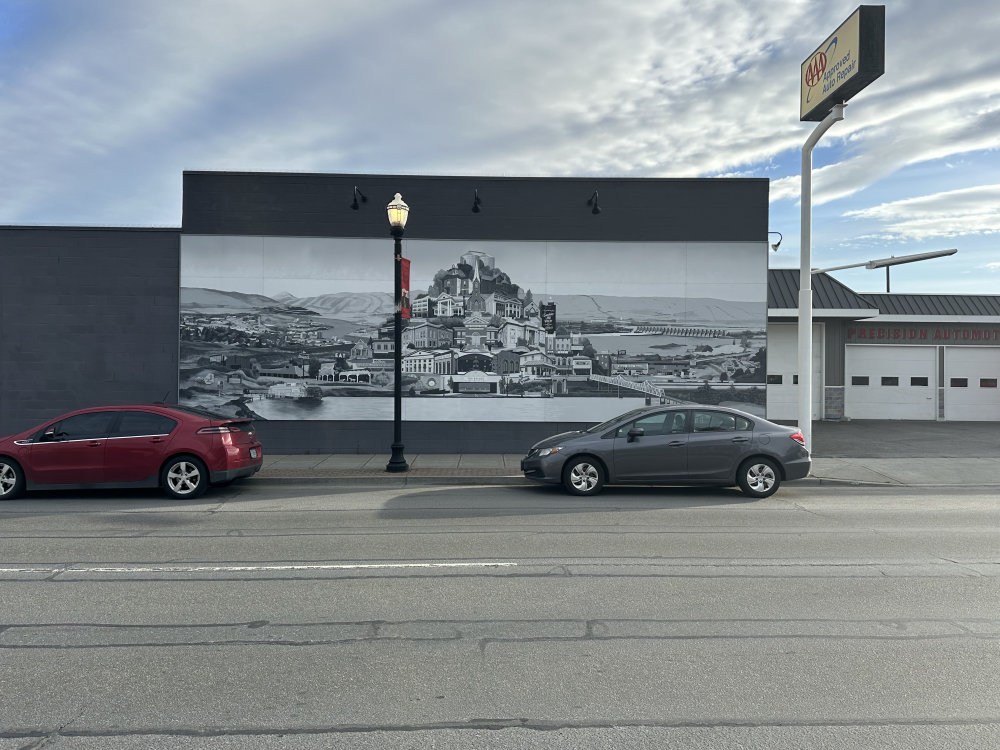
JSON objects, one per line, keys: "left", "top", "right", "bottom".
{"left": 181, "top": 236, "right": 766, "bottom": 301}
{"left": 2, "top": 0, "right": 999, "bottom": 296}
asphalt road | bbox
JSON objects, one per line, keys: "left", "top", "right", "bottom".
{"left": 2, "top": 482, "right": 998, "bottom": 749}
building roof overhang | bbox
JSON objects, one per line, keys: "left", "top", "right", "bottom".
{"left": 861, "top": 314, "right": 1000, "bottom": 324}
{"left": 768, "top": 308, "right": 880, "bottom": 320}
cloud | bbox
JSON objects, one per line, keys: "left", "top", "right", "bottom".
{"left": 0, "top": 0, "right": 830, "bottom": 223}
{"left": 843, "top": 185, "right": 1000, "bottom": 240}
{"left": 2, "top": 0, "right": 1000, "bottom": 245}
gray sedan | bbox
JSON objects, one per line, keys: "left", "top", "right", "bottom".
{"left": 520, "top": 405, "right": 811, "bottom": 498}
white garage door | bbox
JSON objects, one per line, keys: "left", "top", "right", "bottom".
{"left": 766, "top": 323, "right": 824, "bottom": 421}
{"left": 845, "top": 345, "right": 936, "bottom": 420}
{"left": 944, "top": 346, "right": 1000, "bottom": 421}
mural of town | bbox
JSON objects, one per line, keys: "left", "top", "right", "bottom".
{"left": 179, "top": 240, "right": 767, "bottom": 421}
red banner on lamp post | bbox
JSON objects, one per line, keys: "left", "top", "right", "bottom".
{"left": 400, "top": 257, "right": 411, "bottom": 319}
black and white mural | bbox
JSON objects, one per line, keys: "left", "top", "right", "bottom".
{"left": 180, "top": 236, "right": 767, "bottom": 422}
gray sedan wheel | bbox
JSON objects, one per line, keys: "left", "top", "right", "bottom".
{"left": 0, "top": 459, "right": 25, "bottom": 500}
{"left": 562, "top": 457, "right": 605, "bottom": 496}
{"left": 737, "top": 457, "right": 780, "bottom": 498}
{"left": 161, "top": 456, "right": 209, "bottom": 499}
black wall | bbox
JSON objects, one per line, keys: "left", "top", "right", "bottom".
{"left": 183, "top": 172, "right": 768, "bottom": 241}
{"left": 0, "top": 227, "right": 180, "bottom": 435}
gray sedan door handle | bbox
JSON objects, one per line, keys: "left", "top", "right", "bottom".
{"left": 667, "top": 440, "right": 686, "bottom": 447}
{"left": 731, "top": 436, "right": 750, "bottom": 443}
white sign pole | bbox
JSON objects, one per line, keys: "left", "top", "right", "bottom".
{"left": 799, "top": 102, "right": 845, "bottom": 452}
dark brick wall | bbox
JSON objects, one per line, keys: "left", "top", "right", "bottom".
{"left": 0, "top": 227, "right": 180, "bottom": 435}
{"left": 251, "top": 419, "right": 593, "bottom": 455}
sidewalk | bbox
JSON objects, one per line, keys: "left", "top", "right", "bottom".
{"left": 255, "top": 452, "right": 1000, "bottom": 489}
{"left": 254, "top": 421, "right": 1000, "bottom": 489}
{"left": 254, "top": 420, "right": 1000, "bottom": 492}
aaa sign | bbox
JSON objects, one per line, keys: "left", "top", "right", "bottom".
{"left": 800, "top": 5, "right": 885, "bottom": 121}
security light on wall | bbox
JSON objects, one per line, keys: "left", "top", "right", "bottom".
{"left": 587, "top": 190, "right": 601, "bottom": 214}
{"left": 472, "top": 189, "right": 482, "bottom": 213}
{"left": 350, "top": 186, "right": 368, "bottom": 210}
{"left": 769, "top": 231, "right": 782, "bottom": 252}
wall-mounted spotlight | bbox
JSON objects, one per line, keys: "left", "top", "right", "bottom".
{"left": 768, "top": 231, "right": 782, "bottom": 252}
{"left": 587, "top": 190, "right": 601, "bottom": 215}
{"left": 351, "top": 186, "right": 368, "bottom": 210}
{"left": 472, "top": 189, "right": 482, "bottom": 213}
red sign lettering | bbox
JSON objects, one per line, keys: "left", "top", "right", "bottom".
{"left": 804, "top": 52, "right": 827, "bottom": 87}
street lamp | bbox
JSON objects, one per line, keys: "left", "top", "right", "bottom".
{"left": 813, "top": 248, "right": 957, "bottom": 292}
{"left": 386, "top": 192, "right": 409, "bottom": 473}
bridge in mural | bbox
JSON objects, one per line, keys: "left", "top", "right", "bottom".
{"left": 588, "top": 374, "right": 691, "bottom": 404}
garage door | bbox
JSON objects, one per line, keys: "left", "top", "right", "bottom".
{"left": 944, "top": 346, "right": 1000, "bottom": 421}
{"left": 845, "top": 345, "right": 936, "bottom": 420}
{"left": 766, "top": 323, "right": 824, "bottom": 421}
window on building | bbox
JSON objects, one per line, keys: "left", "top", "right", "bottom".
{"left": 793, "top": 375, "right": 799, "bottom": 385}
{"left": 881, "top": 377, "right": 899, "bottom": 386}
{"left": 910, "top": 377, "right": 929, "bottom": 387}
{"left": 981, "top": 378, "right": 998, "bottom": 388}
{"left": 950, "top": 378, "right": 969, "bottom": 388}
{"left": 766, "top": 374, "right": 783, "bottom": 385}
{"left": 851, "top": 376, "right": 869, "bottom": 386}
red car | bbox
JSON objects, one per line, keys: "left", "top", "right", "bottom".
{"left": 0, "top": 404, "right": 263, "bottom": 500}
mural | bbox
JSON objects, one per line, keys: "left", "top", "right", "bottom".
{"left": 179, "top": 236, "right": 767, "bottom": 421}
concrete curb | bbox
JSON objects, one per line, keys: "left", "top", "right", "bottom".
{"left": 251, "top": 475, "right": 531, "bottom": 487}
{"left": 248, "top": 474, "right": 1000, "bottom": 489}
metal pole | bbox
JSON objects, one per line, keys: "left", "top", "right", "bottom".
{"left": 386, "top": 228, "right": 408, "bottom": 472}
{"left": 799, "top": 102, "right": 845, "bottom": 453}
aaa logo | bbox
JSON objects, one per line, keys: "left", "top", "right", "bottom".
{"left": 803, "top": 36, "right": 838, "bottom": 104}
{"left": 804, "top": 52, "right": 827, "bottom": 88}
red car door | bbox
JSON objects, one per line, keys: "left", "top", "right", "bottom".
{"left": 27, "top": 411, "right": 116, "bottom": 485}
{"left": 103, "top": 411, "right": 178, "bottom": 483}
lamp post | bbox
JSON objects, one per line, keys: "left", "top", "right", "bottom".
{"left": 386, "top": 193, "right": 409, "bottom": 473}
{"left": 812, "top": 249, "right": 958, "bottom": 293}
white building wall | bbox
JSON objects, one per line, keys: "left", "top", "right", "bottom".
{"left": 765, "top": 322, "right": 824, "bottom": 421}
{"left": 844, "top": 345, "right": 937, "bottom": 420}
{"left": 944, "top": 346, "right": 1000, "bottom": 420}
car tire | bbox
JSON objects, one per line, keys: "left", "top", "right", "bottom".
{"left": 737, "top": 457, "right": 781, "bottom": 498}
{"left": 161, "top": 456, "right": 209, "bottom": 500}
{"left": 562, "top": 456, "right": 606, "bottom": 496}
{"left": 0, "top": 458, "right": 25, "bottom": 500}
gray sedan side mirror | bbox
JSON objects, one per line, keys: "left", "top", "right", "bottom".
{"left": 627, "top": 427, "right": 644, "bottom": 442}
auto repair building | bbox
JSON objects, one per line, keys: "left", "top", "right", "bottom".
{"left": 767, "top": 269, "right": 1000, "bottom": 423}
